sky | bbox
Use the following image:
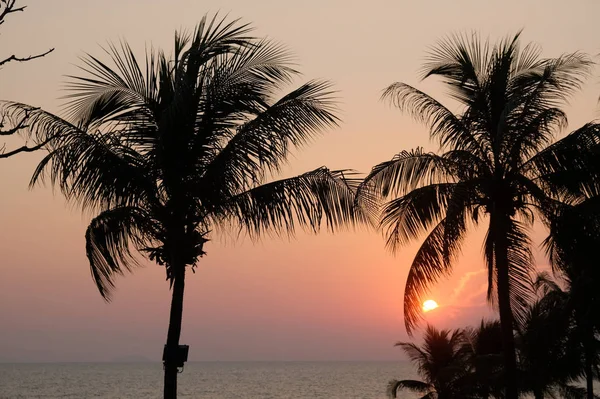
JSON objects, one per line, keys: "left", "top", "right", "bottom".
{"left": 0, "top": 0, "right": 599, "bottom": 363}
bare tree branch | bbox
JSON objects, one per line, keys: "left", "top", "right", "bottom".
{"left": 0, "top": 108, "right": 32, "bottom": 135}
{"left": 0, "top": 1, "right": 26, "bottom": 26}
{"left": 0, "top": 128, "right": 56, "bottom": 160}
{"left": 0, "top": 107, "right": 53, "bottom": 160}
{"left": 0, "top": 134, "right": 53, "bottom": 159}
{"left": 0, "top": 1, "right": 54, "bottom": 159}
{"left": 0, "top": 47, "right": 54, "bottom": 67}
{"left": 0, "top": 1, "right": 54, "bottom": 67}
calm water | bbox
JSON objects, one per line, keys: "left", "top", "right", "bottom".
{"left": 0, "top": 361, "right": 419, "bottom": 399}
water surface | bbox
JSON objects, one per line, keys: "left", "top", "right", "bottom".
{"left": 0, "top": 361, "right": 418, "bottom": 398}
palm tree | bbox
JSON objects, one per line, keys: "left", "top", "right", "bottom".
{"left": 462, "top": 320, "right": 504, "bottom": 398}
{"left": 1, "top": 16, "right": 365, "bottom": 399}
{"left": 388, "top": 325, "right": 471, "bottom": 399}
{"left": 358, "top": 32, "right": 597, "bottom": 398}
{"left": 516, "top": 296, "right": 586, "bottom": 399}
{"left": 541, "top": 198, "right": 600, "bottom": 399}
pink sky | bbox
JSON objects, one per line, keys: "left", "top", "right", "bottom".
{"left": 0, "top": 0, "right": 598, "bottom": 362}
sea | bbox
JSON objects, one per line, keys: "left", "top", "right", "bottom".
{"left": 0, "top": 361, "right": 419, "bottom": 399}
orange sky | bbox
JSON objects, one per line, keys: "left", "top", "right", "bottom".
{"left": 0, "top": 0, "right": 598, "bottom": 362}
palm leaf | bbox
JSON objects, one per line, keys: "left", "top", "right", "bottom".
{"left": 402, "top": 220, "right": 452, "bottom": 334}
{"left": 191, "top": 38, "right": 299, "bottom": 161}
{"left": 221, "top": 167, "right": 364, "bottom": 237}
{"left": 63, "top": 41, "right": 160, "bottom": 128}
{"left": 33, "top": 125, "right": 154, "bottom": 211}
{"left": 381, "top": 83, "right": 487, "bottom": 157}
{"left": 484, "top": 218, "right": 534, "bottom": 325}
{"left": 420, "top": 31, "right": 491, "bottom": 105}
{"left": 505, "top": 220, "right": 535, "bottom": 327}
{"left": 85, "top": 206, "right": 159, "bottom": 300}
{"left": 198, "top": 80, "right": 339, "bottom": 207}
{"left": 527, "top": 123, "right": 600, "bottom": 201}
{"left": 0, "top": 101, "right": 69, "bottom": 148}
{"left": 387, "top": 379, "right": 432, "bottom": 398}
{"left": 360, "top": 149, "right": 456, "bottom": 203}
{"left": 556, "top": 384, "right": 596, "bottom": 399}
{"left": 380, "top": 183, "right": 458, "bottom": 251}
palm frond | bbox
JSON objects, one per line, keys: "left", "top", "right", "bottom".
{"left": 184, "top": 13, "right": 254, "bottom": 66}
{"left": 533, "top": 271, "right": 565, "bottom": 297}
{"left": 543, "top": 196, "right": 600, "bottom": 283}
{"left": 395, "top": 341, "right": 430, "bottom": 366}
{"left": 484, "top": 218, "right": 535, "bottom": 327}
{"left": 63, "top": 41, "right": 160, "bottom": 129}
{"left": 205, "top": 37, "right": 298, "bottom": 108}
{"left": 556, "top": 384, "right": 594, "bottom": 399}
{"left": 505, "top": 53, "right": 592, "bottom": 167}
{"left": 85, "top": 206, "right": 159, "bottom": 300}
{"left": 32, "top": 126, "right": 154, "bottom": 211}
{"left": 387, "top": 379, "right": 432, "bottom": 398}
{"left": 505, "top": 108, "right": 568, "bottom": 170}
{"left": 360, "top": 148, "right": 457, "bottom": 204}
{"left": 402, "top": 220, "right": 452, "bottom": 334}
{"left": 381, "top": 83, "right": 488, "bottom": 157}
{"left": 442, "top": 181, "right": 478, "bottom": 264}
{"left": 505, "top": 220, "right": 535, "bottom": 327}
{"left": 190, "top": 38, "right": 300, "bottom": 160}
{"left": 420, "top": 31, "right": 491, "bottom": 106}
{"left": 63, "top": 14, "right": 256, "bottom": 130}
{"left": 0, "top": 102, "right": 156, "bottom": 211}
{"left": 380, "top": 183, "right": 459, "bottom": 252}
{"left": 355, "top": 150, "right": 455, "bottom": 227}
{"left": 469, "top": 319, "right": 503, "bottom": 357}
{"left": 511, "top": 52, "right": 592, "bottom": 110}
{"left": 220, "top": 167, "right": 364, "bottom": 237}
{"left": 0, "top": 101, "right": 69, "bottom": 148}
{"left": 527, "top": 123, "right": 600, "bottom": 201}
{"left": 387, "top": 182, "right": 476, "bottom": 333}
{"left": 511, "top": 41, "right": 544, "bottom": 73}
{"left": 198, "top": 80, "right": 339, "bottom": 206}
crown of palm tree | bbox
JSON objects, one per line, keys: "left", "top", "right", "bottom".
{"left": 1, "top": 14, "right": 366, "bottom": 299}
{"left": 388, "top": 325, "right": 471, "bottom": 399}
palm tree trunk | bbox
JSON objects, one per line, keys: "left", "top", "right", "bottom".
{"left": 493, "top": 212, "right": 519, "bottom": 399}
{"left": 163, "top": 267, "right": 186, "bottom": 399}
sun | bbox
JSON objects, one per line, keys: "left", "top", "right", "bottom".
{"left": 422, "top": 299, "right": 439, "bottom": 312}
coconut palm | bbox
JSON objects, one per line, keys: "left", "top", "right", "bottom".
{"left": 388, "top": 325, "right": 471, "bottom": 399}
{"left": 541, "top": 198, "right": 600, "bottom": 399}
{"left": 462, "top": 320, "right": 504, "bottom": 398}
{"left": 358, "top": 32, "right": 597, "bottom": 398}
{"left": 0, "top": 15, "right": 365, "bottom": 399}
{"left": 516, "top": 296, "right": 587, "bottom": 399}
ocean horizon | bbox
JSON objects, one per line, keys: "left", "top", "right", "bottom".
{"left": 0, "top": 361, "right": 418, "bottom": 398}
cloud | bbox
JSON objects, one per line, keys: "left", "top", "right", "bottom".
{"left": 463, "top": 283, "right": 489, "bottom": 306}
{"left": 450, "top": 269, "right": 486, "bottom": 303}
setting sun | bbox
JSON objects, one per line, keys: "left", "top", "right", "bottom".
{"left": 422, "top": 300, "right": 439, "bottom": 312}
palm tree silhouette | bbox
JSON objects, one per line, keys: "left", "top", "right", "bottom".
{"left": 516, "top": 296, "right": 586, "bottom": 399}
{"left": 1, "top": 15, "right": 365, "bottom": 399}
{"left": 462, "top": 320, "right": 504, "bottom": 399}
{"left": 541, "top": 199, "right": 600, "bottom": 399}
{"left": 358, "top": 32, "right": 597, "bottom": 398}
{"left": 388, "top": 325, "right": 470, "bottom": 399}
